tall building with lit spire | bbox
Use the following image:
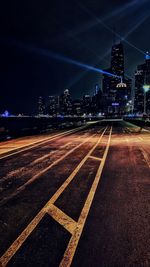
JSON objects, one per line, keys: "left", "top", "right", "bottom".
{"left": 102, "top": 42, "right": 131, "bottom": 114}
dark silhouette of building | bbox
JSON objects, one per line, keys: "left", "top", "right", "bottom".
{"left": 134, "top": 52, "right": 150, "bottom": 114}
{"left": 91, "top": 84, "right": 103, "bottom": 114}
{"left": 82, "top": 94, "right": 92, "bottom": 115}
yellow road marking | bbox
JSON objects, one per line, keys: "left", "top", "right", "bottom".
{"left": 0, "top": 211, "right": 45, "bottom": 267}
{"left": 88, "top": 155, "right": 102, "bottom": 161}
{"left": 0, "top": 127, "right": 107, "bottom": 266}
{"left": 0, "top": 133, "right": 96, "bottom": 206}
{"left": 47, "top": 204, "right": 77, "bottom": 234}
{"left": 47, "top": 128, "right": 107, "bottom": 204}
{"left": 0, "top": 125, "right": 88, "bottom": 160}
{"left": 60, "top": 127, "right": 112, "bottom": 267}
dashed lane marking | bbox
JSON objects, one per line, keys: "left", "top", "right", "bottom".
{"left": 0, "top": 127, "right": 107, "bottom": 266}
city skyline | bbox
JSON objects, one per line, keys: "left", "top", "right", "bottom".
{"left": 0, "top": 0, "right": 150, "bottom": 114}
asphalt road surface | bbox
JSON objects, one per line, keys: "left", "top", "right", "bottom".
{"left": 0, "top": 120, "right": 149, "bottom": 267}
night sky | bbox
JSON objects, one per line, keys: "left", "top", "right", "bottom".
{"left": 0, "top": 0, "right": 150, "bottom": 114}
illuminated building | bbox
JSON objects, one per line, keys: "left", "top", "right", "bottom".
{"left": 72, "top": 100, "right": 83, "bottom": 116}
{"left": 134, "top": 52, "right": 150, "bottom": 114}
{"left": 47, "top": 96, "right": 59, "bottom": 116}
{"left": 59, "top": 89, "right": 72, "bottom": 115}
{"left": 102, "top": 42, "right": 131, "bottom": 114}
{"left": 38, "top": 96, "right": 45, "bottom": 115}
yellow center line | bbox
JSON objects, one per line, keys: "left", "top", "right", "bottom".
{"left": 0, "top": 127, "right": 107, "bottom": 267}
{"left": 60, "top": 127, "right": 112, "bottom": 267}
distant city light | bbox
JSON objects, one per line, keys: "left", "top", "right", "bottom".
{"left": 145, "top": 51, "right": 150, "bottom": 60}
{"left": 116, "top": 77, "right": 127, "bottom": 88}
{"left": 143, "top": 84, "right": 150, "bottom": 92}
{"left": 112, "top": 103, "right": 119, "bottom": 106}
{"left": 2, "top": 110, "right": 9, "bottom": 117}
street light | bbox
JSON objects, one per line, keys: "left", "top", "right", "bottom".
{"left": 143, "top": 84, "right": 150, "bottom": 115}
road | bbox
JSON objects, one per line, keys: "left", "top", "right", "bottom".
{"left": 0, "top": 120, "right": 149, "bottom": 267}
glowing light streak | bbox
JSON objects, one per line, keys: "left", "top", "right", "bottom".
{"left": 0, "top": 38, "right": 120, "bottom": 79}
{"left": 52, "top": 0, "right": 142, "bottom": 44}
{"left": 79, "top": 2, "right": 150, "bottom": 55}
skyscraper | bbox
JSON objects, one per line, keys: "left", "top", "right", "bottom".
{"left": 134, "top": 53, "right": 150, "bottom": 114}
{"left": 111, "top": 42, "right": 124, "bottom": 77}
{"left": 47, "top": 96, "right": 59, "bottom": 116}
{"left": 38, "top": 96, "right": 45, "bottom": 116}
{"left": 59, "top": 89, "right": 72, "bottom": 115}
{"left": 102, "top": 42, "right": 131, "bottom": 114}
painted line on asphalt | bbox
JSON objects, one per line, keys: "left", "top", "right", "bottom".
{"left": 88, "top": 155, "right": 102, "bottom": 161}
{"left": 0, "top": 128, "right": 107, "bottom": 267}
{"left": 47, "top": 204, "right": 77, "bottom": 235}
{"left": 46, "top": 128, "right": 107, "bottom": 204}
{"left": 0, "top": 132, "right": 97, "bottom": 206}
{"left": 60, "top": 127, "right": 112, "bottom": 267}
{"left": 0, "top": 125, "right": 88, "bottom": 160}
